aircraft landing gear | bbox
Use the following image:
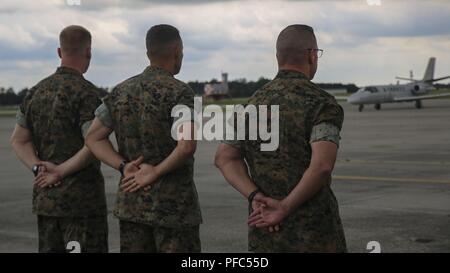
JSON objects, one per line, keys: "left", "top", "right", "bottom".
{"left": 375, "top": 103, "right": 381, "bottom": 110}
{"left": 415, "top": 100, "right": 422, "bottom": 109}
{"left": 358, "top": 105, "right": 364, "bottom": 112}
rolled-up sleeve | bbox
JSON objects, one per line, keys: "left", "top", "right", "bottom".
{"left": 310, "top": 122, "right": 341, "bottom": 147}
{"left": 94, "top": 102, "right": 113, "bottom": 129}
{"left": 16, "top": 109, "right": 28, "bottom": 129}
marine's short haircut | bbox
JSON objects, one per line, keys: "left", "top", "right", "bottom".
{"left": 276, "top": 24, "right": 317, "bottom": 65}
{"left": 59, "top": 25, "right": 92, "bottom": 56}
{"left": 146, "top": 24, "right": 181, "bottom": 58}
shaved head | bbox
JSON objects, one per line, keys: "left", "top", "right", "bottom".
{"left": 145, "top": 24, "right": 184, "bottom": 75}
{"left": 276, "top": 24, "right": 317, "bottom": 66}
{"left": 59, "top": 25, "right": 91, "bottom": 56}
{"left": 146, "top": 24, "right": 182, "bottom": 59}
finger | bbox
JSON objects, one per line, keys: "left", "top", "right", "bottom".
{"left": 248, "top": 207, "right": 263, "bottom": 219}
{"left": 124, "top": 182, "right": 141, "bottom": 193}
{"left": 143, "top": 186, "right": 152, "bottom": 191}
{"left": 40, "top": 180, "right": 52, "bottom": 188}
{"left": 37, "top": 164, "right": 49, "bottom": 174}
{"left": 129, "top": 183, "right": 143, "bottom": 193}
{"left": 122, "top": 180, "right": 138, "bottom": 192}
{"left": 132, "top": 156, "right": 145, "bottom": 166}
{"left": 34, "top": 175, "right": 44, "bottom": 185}
{"left": 254, "top": 195, "right": 272, "bottom": 206}
{"left": 121, "top": 175, "right": 135, "bottom": 184}
{"left": 122, "top": 183, "right": 136, "bottom": 192}
{"left": 248, "top": 214, "right": 264, "bottom": 226}
{"left": 43, "top": 182, "right": 53, "bottom": 188}
{"left": 255, "top": 221, "right": 271, "bottom": 228}
{"left": 42, "top": 179, "right": 58, "bottom": 188}
{"left": 274, "top": 225, "right": 280, "bottom": 232}
{"left": 35, "top": 176, "right": 47, "bottom": 186}
{"left": 35, "top": 171, "right": 46, "bottom": 181}
{"left": 249, "top": 218, "right": 268, "bottom": 228}
{"left": 120, "top": 178, "right": 136, "bottom": 189}
{"left": 249, "top": 218, "right": 271, "bottom": 228}
{"left": 248, "top": 211, "right": 263, "bottom": 222}
{"left": 268, "top": 226, "right": 274, "bottom": 233}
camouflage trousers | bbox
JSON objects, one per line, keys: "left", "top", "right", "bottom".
{"left": 248, "top": 215, "right": 347, "bottom": 253}
{"left": 37, "top": 215, "right": 108, "bottom": 253}
{"left": 119, "top": 220, "right": 201, "bottom": 253}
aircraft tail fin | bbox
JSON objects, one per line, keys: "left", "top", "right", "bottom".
{"left": 423, "top": 57, "right": 435, "bottom": 82}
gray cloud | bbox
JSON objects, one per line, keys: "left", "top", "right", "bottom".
{"left": 0, "top": 0, "right": 449, "bottom": 90}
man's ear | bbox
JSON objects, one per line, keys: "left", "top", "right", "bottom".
{"left": 57, "top": 48, "right": 62, "bottom": 59}
{"left": 86, "top": 47, "right": 92, "bottom": 60}
{"left": 308, "top": 51, "right": 315, "bottom": 65}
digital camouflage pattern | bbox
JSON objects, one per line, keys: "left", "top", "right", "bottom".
{"left": 228, "top": 69, "right": 347, "bottom": 253}
{"left": 310, "top": 122, "right": 341, "bottom": 147}
{"left": 38, "top": 215, "right": 108, "bottom": 253}
{"left": 119, "top": 220, "right": 200, "bottom": 253}
{"left": 102, "top": 66, "right": 202, "bottom": 228}
{"left": 19, "top": 66, "right": 107, "bottom": 217}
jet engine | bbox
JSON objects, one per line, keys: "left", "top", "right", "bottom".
{"left": 411, "top": 85, "right": 426, "bottom": 95}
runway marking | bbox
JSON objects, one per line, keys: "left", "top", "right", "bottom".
{"left": 337, "top": 159, "right": 450, "bottom": 166}
{"left": 333, "top": 175, "right": 450, "bottom": 185}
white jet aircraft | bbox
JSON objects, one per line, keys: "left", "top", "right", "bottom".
{"left": 346, "top": 57, "right": 450, "bottom": 111}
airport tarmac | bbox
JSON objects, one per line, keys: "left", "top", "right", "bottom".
{"left": 0, "top": 99, "right": 449, "bottom": 253}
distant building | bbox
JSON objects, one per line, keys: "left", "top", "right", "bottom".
{"left": 204, "top": 73, "right": 229, "bottom": 100}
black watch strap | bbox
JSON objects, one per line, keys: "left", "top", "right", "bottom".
{"left": 118, "top": 160, "right": 129, "bottom": 176}
{"left": 248, "top": 189, "right": 261, "bottom": 204}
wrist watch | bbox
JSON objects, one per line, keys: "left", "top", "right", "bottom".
{"left": 32, "top": 165, "right": 40, "bottom": 177}
{"left": 118, "top": 160, "right": 129, "bottom": 176}
{"left": 248, "top": 189, "right": 261, "bottom": 204}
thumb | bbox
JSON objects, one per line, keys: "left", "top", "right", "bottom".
{"left": 254, "top": 196, "right": 274, "bottom": 206}
{"left": 132, "top": 156, "right": 144, "bottom": 166}
{"left": 36, "top": 163, "right": 47, "bottom": 173}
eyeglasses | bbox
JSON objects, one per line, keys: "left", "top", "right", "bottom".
{"left": 306, "top": 48, "right": 324, "bottom": 58}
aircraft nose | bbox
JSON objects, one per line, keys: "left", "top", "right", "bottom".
{"left": 347, "top": 94, "right": 357, "bottom": 104}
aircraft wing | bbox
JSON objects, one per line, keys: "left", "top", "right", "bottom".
{"left": 395, "top": 77, "right": 418, "bottom": 82}
{"left": 394, "top": 92, "right": 450, "bottom": 102}
{"left": 425, "top": 75, "right": 450, "bottom": 83}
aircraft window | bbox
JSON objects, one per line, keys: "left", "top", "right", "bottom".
{"left": 366, "top": 87, "right": 378, "bottom": 93}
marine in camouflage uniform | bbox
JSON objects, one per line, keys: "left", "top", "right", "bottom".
{"left": 95, "top": 66, "right": 202, "bottom": 252}
{"left": 223, "top": 69, "right": 347, "bottom": 252}
{"left": 17, "top": 66, "right": 108, "bottom": 252}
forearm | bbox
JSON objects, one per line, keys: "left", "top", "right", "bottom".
{"left": 86, "top": 138, "right": 124, "bottom": 170}
{"left": 154, "top": 145, "right": 194, "bottom": 179}
{"left": 11, "top": 140, "right": 40, "bottom": 170}
{"left": 282, "top": 167, "right": 330, "bottom": 213}
{"left": 56, "top": 146, "right": 95, "bottom": 178}
{"left": 217, "top": 159, "right": 257, "bottom": 199}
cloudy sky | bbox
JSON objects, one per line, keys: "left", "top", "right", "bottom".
{"left": 1, "top": 0, "right": 450, "bottom": 90}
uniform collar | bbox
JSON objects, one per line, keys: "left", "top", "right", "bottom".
{"left": 56, "top": 66, "right": 83, "bottom": 77}
{"left": 143, "top": 66, "right": 173, "bottom": 77}
{"left": 276, "top": 69, "right": 309, "bottom": 80}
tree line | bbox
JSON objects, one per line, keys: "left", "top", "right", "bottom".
{"left": 0, "top": 79, "right": 360, "bottom": 106}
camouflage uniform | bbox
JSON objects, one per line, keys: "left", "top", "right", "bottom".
{"left": 96, "top": 66, "right": 202, "bottom": 253}
{"left": 223, "top": 70, "right": 347, "bottom": 253}
{"left": 17, "top": 66, "right": 108, "bottom": 253}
